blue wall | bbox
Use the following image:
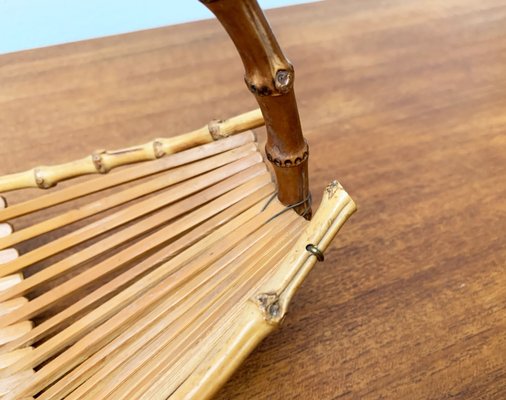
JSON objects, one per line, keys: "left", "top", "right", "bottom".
{"left": 0, "top": 0, "right": 317, "bottom": 54}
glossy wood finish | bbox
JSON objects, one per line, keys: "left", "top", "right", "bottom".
{"left": 0, "top": 0, "right": 505, "bottom": 398}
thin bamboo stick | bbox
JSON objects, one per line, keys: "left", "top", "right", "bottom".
{"left": 3, "top": 182, "right": 275, "bottom": 360}
{"left": 0, "top": 143, "right": 259, "bottom": 250}
{"left": 0, "top": 155, "right": 264, "bottom": 278}
{"left": 169, "top": 181, "right": 356, "bottom": 400}
{"left": 0, "top": 175, "right": 272, "bottom": 309}
{"left": 6, "top": 199, "right": 289, "bottom": 397}
{"left": 104, "top": 219, "right": 305, "bottom": 400}
{"left": 0, "top": 174, "right": 272, "bottom": 330}
{"left": 0, "top": 109, "right": 263, "bottom": 192}
{"left": 0, "top": 201, "right": 35, "bottom": 399}
{"left": 44, "top": 209, "right": 298, "bottom": 400}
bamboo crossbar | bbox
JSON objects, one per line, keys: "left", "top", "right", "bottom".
{"left": 0, "top": 141, "right": 260, "bottom": 250}
{"left": 0, "top": 109, "right": 263, "bottom": 193}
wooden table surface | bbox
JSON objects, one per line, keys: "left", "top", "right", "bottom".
{"left": 1, "top": 0, "right": 505, "bottom": 398}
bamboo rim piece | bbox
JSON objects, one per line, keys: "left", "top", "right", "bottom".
{"left": 169, "top": 181, "right": 356, "bottom": 400}
{"left": 0, "top": 109, "right": 263, "bottom": 192}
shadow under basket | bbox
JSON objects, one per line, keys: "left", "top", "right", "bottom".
{"left": 0, "top": 1, "right": 356, "bottom": 399}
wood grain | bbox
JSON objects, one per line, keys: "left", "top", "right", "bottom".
{"left": 0, "top": 0, "right": 505, "bottom": 398}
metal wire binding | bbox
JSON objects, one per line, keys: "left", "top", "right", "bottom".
{"left": 305, "top": 243, "right": 324, "bottom": 262}
{"left": 264, "top": 192, "right": 312, "bottom": 223}
{"left": 261, "top": 191, "right": 279, "bottom": 212}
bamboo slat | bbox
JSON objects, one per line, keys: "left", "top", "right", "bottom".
{"left": 169, "top": 182, "right": 356, "bottom": 400}
{"left": 7, "top": 194, "right": 291, "bottom": 398}
{"left": 0, "top": 201, "right": 35, "bottom": 400}
{"left": 43, "top": 208, "right": 304, "bottom": 400}
{"left": 0, "top": 131, "right": 256, "bottom": 222}
{"left": 107, "top": 219, "right": 306, "bottom": 400}
{"left": 0, "top": 154, "right": 265, "bottom": 278}
{"left": 0, "top": 176, "right": 274, "bottom": 336}
{"left": 0, "top": 174, "right": 272, "bottom": 306}
{"left": 0, "top": 142, "right": 259, "bottom": 250}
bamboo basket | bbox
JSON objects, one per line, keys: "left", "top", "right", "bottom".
{"left": 0, "top": 1, "right": 356, "bottom": 399}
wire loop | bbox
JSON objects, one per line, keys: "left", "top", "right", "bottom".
{"left": 305, "top": 243, "right": 324, "bottom": 262}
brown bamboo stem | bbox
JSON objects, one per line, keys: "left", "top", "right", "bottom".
{"left": 200, "top": 0, "right": 311, "bottom": 217}
{"left": 0, "top": 109, "right": 263, "bottom": 193}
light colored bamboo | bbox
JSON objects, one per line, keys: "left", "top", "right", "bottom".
{"left": 0, "top": 109, "right": 263, "bottom": 192}
{"left": 2, "top": 182, "right": 275, "bottom": 361}
{"left": 0, "top": 131, "right": 256, "bottom": 222}
{"left": 169, "top": 181, "right": 356, "bottom": 400}
{"left": 0, "top": 175, "right": 273, "bottom": 331}
{"left": 47, "top": 209, "right": 303, "bottom": 400}
{"left": 0, "top": 116, "right": 356, "bottom": 399}
{"left": 0, "top": 142, "right": 259, "bottom": 250}
{"left": 0, "top": 200, "right": 35, "bottom": 400}
{"left": 0, "top": 155, "right": 264, "bottom": 278}
{"left": 109, "top": 219, "right": 306, "bottom": 400}
{"left": 6, "top": 194, "right": 291, "bottom": 398}
{"left": 0, "top": 173, "right": 272, "bottom": 306}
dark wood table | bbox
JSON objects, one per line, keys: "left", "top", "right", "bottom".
{"left": 1, "top": 0, "right": 505, "bottom": 398}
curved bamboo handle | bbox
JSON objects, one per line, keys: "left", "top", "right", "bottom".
{"left": 200, "top": 0, "right": 311, "bottom": 218}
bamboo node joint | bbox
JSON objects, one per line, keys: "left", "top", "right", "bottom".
{"left": 275, "top": 69, "right": 293, "bottom": 94}
{"left": 153, "top": 140, "right": 165, "bottom": 158}
{"left": 256, "top": 292, "right": 284, "bottom": 324}
{"left": 208, "top": 119, "right": 228, "bottom": 140}
{"left": 91, "top": 151, "right": 108, "bottom": 174}
{"left": 326, "top": 180, "right": 344, "bottom": 199}
{"left": 266, "top": 141, "right": 309, "bottom": 168}
{"left": 34, "top": 168, "right": 54, "bottom": 189}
